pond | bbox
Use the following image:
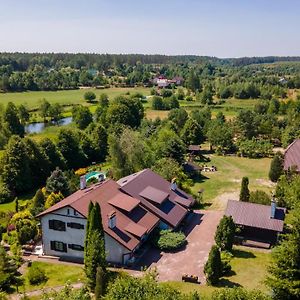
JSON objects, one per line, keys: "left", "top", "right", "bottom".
{"left": 25, "top": 117, "right": 73, "bottom": 134}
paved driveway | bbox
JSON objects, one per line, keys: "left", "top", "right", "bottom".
{"left": 137, "top": 210, "right": 223, "bottom": 283}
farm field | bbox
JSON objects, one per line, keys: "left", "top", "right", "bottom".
{"left": 164, "top": 246, "right": 271, "bottom": 299}
{"left": 0, "top": 87, "right": 151, "bottom": 109}
{"left": 191, "top": 154, "right": 273, "bottom": 210}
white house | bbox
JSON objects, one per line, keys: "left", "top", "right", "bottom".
{"left": 38, "top": 180, "right": 159, "bottom": 265}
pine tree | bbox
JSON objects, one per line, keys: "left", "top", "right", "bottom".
{"left": 215, "top": 216, "right": 236, "bottom": 251}
{"left": 45, "top": 167, "right": 70, "bottom": 196}
{"left": 204, "top": 245, "right": 222, "bottom": 285}
{"left": 269, "top": 153, "right": 283, "bottom": 182}
{"left": 239, "top": 177, "right": 250, "bottom": 202}
{"left": 94, "top": 266, "right": 105, "bottom": 299}
{"left": 84, "top": 201, "right": 106, "bottom": 291}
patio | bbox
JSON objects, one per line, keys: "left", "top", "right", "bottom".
{"left": 135, "top": 210, "right": 223, "bottom": 283}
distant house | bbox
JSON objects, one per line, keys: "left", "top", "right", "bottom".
{"left": 225, "top": 200, "right": 285, "bottom": 246}
{"left": 38, "top": 169, "right": 194, "bottom": 264}
{"left": 284, "top": 139, "right": 300, "bottom": 172}
{"left": 117, "top": 169, "right": 195, "bottom": 229}
{"left": 152, "top": 75, "right": 184, "bottom": 88}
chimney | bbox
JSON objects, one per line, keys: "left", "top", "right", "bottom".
{"left": 80, "top": 175, "right": 86, "bottom": 190}
{"left": 108, "top": 211, "right": 116, "bottom": 229}
{"left": 170, "top": 178, "right": 177, "bottom": 191}
{"left": 270, "top": 198, "right": 277, "bottom": 219}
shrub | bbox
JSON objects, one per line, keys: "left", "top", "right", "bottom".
{"left": 154, "top": 230, "right": 186, "bottom": 251}
{"left": 220, "top": 251, "right": 233, "bottom": 275}
{"left": 0, "top": 181, "right": 12, "bottom": 204}
{"left": 75, "top": 168, "right": 88, "bottom": 176}
{"left": 27, "top": 264, "right": 47, "bottom": 285}
{"left": 212, "top": 287, "right": 270, "bottom": 300}
{"left": 269, "top": 152, "right": 283, "bottom": 182}
{"left": 84, "top": 91, "right": 96, "bottom": 103}
{"left": 249, "top": 190, "right": 271, "bottom": 205}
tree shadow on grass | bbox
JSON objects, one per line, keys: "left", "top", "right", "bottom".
{"left": 216, "top": 278, "right": 242, "bottom": 288}
{"left": 232, "top": 248, "right": 256, "bottom": 259}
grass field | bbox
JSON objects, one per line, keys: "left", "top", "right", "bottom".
{"left": 163, "top": 246, "right": 271, "bottom": 299}
{"left": 0, "top": 87, "right": 151, "bottom": 110}
{"left": 20, "top": 261, "right": 84, "bottom": 293}
{"left": 191, "top": 154, "right": 272, "bottom": 209}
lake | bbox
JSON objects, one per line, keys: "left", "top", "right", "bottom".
{"left": 25, "top": 117, "right": 73, "bottom": 134}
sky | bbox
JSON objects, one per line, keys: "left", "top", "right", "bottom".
{"left": 0, "top": 0, "right": 299, "bottom": 57}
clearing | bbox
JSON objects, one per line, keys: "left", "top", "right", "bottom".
{"left": 191, "top": 154, "right": 272, "bottom": 210}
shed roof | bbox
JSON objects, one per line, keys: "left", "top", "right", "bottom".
{"left": 188, "top": 145, "right": 201, "bottom": 152}
{"left": 284, "top": 139, "right": 300, "bottom": 171}
{"left": 225, "top": 200, "right": 285, "bottom": 232}
{"left": 38, "top": 180, "right": 159, "bottom": 251}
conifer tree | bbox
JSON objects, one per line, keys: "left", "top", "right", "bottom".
{"left": 215, "top": 216, "right": 236, "bottom": 251}
{"left": 84, "top": 201, "right": 106, "bottom": 291}
{"left": 269, "top": 152, "right": 283, "bottom": 182}
{"left": 204, "top": 245, "right": 222, "bottom": 285}
{"left": 95, "top": 266, "right": 105, "bottom": 299}
{"left": 239, "top": 177, "right": 250, "bottom": 202}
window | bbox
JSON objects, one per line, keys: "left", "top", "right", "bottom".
{"left": 67, "top": 209, "right": 70, "bottom": 215}
{"left": 68, "top": 244, "right": 84, "bottom": 251}
{"left": 67, "top": 222, "right": 84, "bottom": 229}
{"left": 50, "top": 241, "right": 67, "bottom": 252}
{"left": 73, "top": 209, "right": 78, "bottom": 216}
{"left": 49, "top": 220, "right": 66, "bottom": 231}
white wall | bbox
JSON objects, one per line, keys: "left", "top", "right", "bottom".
{"left": 41, "top": 206, "right": 132, "bottom": 264}
{"left": 41, "top": 206, "right": 86, "bottom": 259}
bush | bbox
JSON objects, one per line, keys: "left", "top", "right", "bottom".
{"left": 27, "top": 264, "right": 47, "bottom": 285}
{"left": 0, "top": 181, "right": 12, "bottom": 204}
{"left": 84, "top": 91, "right": 96, "bottom": 103}
{"left": 220, "top": 251, "right": 233, "bottom": 275}
{"left": 249, "top": 190, "right": 271, "bottom": 205}
{"left": 154, "top": 230, "right": 186, "bottom": 251}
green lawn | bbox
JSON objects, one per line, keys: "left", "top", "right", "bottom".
{"left": 163, "top": 246, "right": 271, "bottom": 299}
{"left": 20, "top": 261, "right": 85, "bottom": 293}
{"left": 191, "top": 154, "right": 272, "bottom": 209}
{"left": 0, "top": 87, "right": 151, "bottom": 110}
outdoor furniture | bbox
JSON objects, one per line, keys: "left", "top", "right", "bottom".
{"left": 182, "top": 274, "right": 199, "bottom": 283}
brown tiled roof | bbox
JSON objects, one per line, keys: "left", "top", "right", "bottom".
{"left": 139, "top": 186, "right": 169, "bottom": 204}
{"left": 225, "top": 200, "right": 285, "bottom": 232}
{"left": 125, "top": 222, "right": 147, "bottom": 238}
{"left": 284, "top": 139, "right": 300, "bottom": 171}
{"left": 108, "top": 193, "right": 140, "bottom": 212}
{"left": 38, "top": 180, "right": 159, "bottom": 251}
{"left": 117, "top": 169, "right": 195, "bottom": 228}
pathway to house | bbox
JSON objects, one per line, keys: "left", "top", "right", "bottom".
{"left": 136, "top": 210, "right": 223, "bottom": 283}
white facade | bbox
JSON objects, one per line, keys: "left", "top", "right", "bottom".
{"left": 40, "top": 206, "right": 132, "bottom": 264}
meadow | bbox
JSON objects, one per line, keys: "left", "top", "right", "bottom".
{"left": 0, "top": 87, "right": 151, "bottom": 110}
{"left": 191, "top": 154, "right": 272, "bottom": 210}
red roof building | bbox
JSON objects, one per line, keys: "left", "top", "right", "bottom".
{"left": 38, "top": 179, "right": 159, "bottom": 265}
{"left": 38, "top": 170, "right": 194, "bottom": 265}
